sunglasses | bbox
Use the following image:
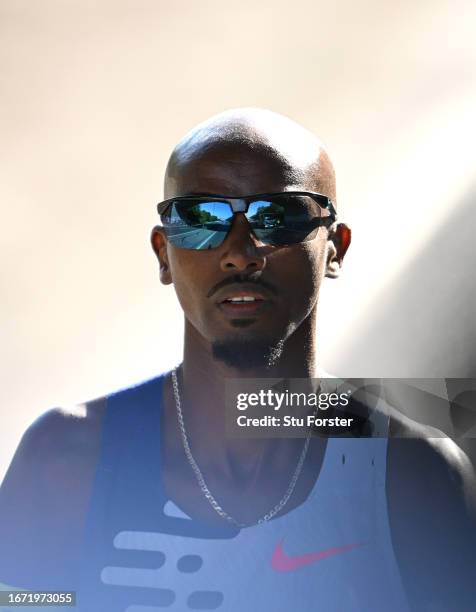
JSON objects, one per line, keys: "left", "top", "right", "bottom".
{"left": 157, "top": 191, "right": 337, "bottom": 250}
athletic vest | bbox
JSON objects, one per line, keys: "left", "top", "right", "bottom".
{"left": 77, "top": 373, "right": 410, "bottom": 612}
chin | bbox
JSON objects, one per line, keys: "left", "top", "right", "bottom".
{"left": 211, "top": 333, "right": 285, "bottom": 370}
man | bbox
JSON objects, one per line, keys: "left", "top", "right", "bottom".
{"left": 1, "top": 108, "right": 475, "bottom": 611}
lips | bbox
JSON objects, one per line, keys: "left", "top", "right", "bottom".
{"left": 222, "top": 294, "right": 265, "bottom": 304}
{"left": 220, "top": 294, "right": 265, "bottom": 314}
{"left": 215, "top": 285, "right": 272, "bottom": 316}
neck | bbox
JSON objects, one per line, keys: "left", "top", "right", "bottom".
{"left": 161, "top": 310, "right": 328, "bottom": 523}
{"left": 173, "top": 312, "right": 317, "bottom": 458}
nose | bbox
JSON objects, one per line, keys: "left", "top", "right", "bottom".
{"left": 219, "top": 214, "right": 267, "bottom": 273}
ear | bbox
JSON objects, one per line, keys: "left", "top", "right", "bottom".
{"left": 151, "top": 226, "right": 173, "bottom": 285}
{"left": 325, "top": 223, "right": 351, "bottom": 279}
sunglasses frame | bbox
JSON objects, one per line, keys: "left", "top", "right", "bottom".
{"left": 157, "top": 191, "right": 337, "bottom": 221}
{"left": 156, "top": 191, "right": 337, "bottom": 250}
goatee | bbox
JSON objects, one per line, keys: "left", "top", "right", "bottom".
{"left": 211, "top": 337, "right": 285, "bottom": 370}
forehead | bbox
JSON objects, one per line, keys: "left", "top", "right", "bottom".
{"left": 164, "top": 143, "right": 320, "bottom": 199}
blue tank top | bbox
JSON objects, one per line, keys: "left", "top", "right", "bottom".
{"left": 77, "top": 374, "right": 410, "bottom": 612}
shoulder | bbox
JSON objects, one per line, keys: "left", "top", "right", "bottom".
{"left": 0, "top": 374, "right": 167, "bottom": 588}
{"left": 0, "top": 397, "right": 107, "bottom": 588}
{"left": 27, "top": 398, "right": 105, "bottom": 444}
{"left": 11, "top": 398, "right": 107, "bottom": 476}
{"left": 0, "top": 397, "right": 108, "bottom": 521}
{"left": 386, "top": 411, "right": 476, "bottom": 609}
{"left": 387, "top": 409, "right": 476, "bottom": 511}
{"left": 2, "top": 372, "right": 168, "bottom": 493}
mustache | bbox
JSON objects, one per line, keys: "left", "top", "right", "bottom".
{"left": 207, "top": 274, "right": 279, "bottom": 299}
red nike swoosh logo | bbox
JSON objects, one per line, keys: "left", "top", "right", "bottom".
{"left": 271, "top": 539, "right": 363, "bottom": 572}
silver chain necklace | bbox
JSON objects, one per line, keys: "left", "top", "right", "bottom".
{"left": 171, "top": 366, "right": 313, "bottom": 528}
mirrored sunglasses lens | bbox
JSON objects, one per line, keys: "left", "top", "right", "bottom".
{"left": 248, "top": 195, "right": 326, "bottom": 245}
{"left": 162, "top": 200, "right": 232, "bottom": 249}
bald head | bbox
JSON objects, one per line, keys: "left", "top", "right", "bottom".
{"left": 164, "top": 108, "right": 336, "bottom": 203}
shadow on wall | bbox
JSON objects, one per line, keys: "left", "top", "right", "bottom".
{"left": 331, "top": 184, "right": 476, "bottom": 461}
{"left": 334, "top": 183, "right": 476, "bottom": 379}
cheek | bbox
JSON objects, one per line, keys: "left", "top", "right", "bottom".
{"left": 301, "top": 240, "right": 327, "bottom": 295}
{"left": 274, "top": 240, "right": 326, "bottom": 307}
{"left": 167, "top": 249, "right": 200, "bottom": 309}
{"left": 166, "top": 247, "right": 215, "bottom": 322}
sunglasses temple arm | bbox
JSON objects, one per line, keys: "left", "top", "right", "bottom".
{"left": 327, "top": 201, "right": 337, "bottom": 221}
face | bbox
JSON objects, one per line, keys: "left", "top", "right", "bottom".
{"left": 152, "top": 144, "right": 349, "bottom": 366}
